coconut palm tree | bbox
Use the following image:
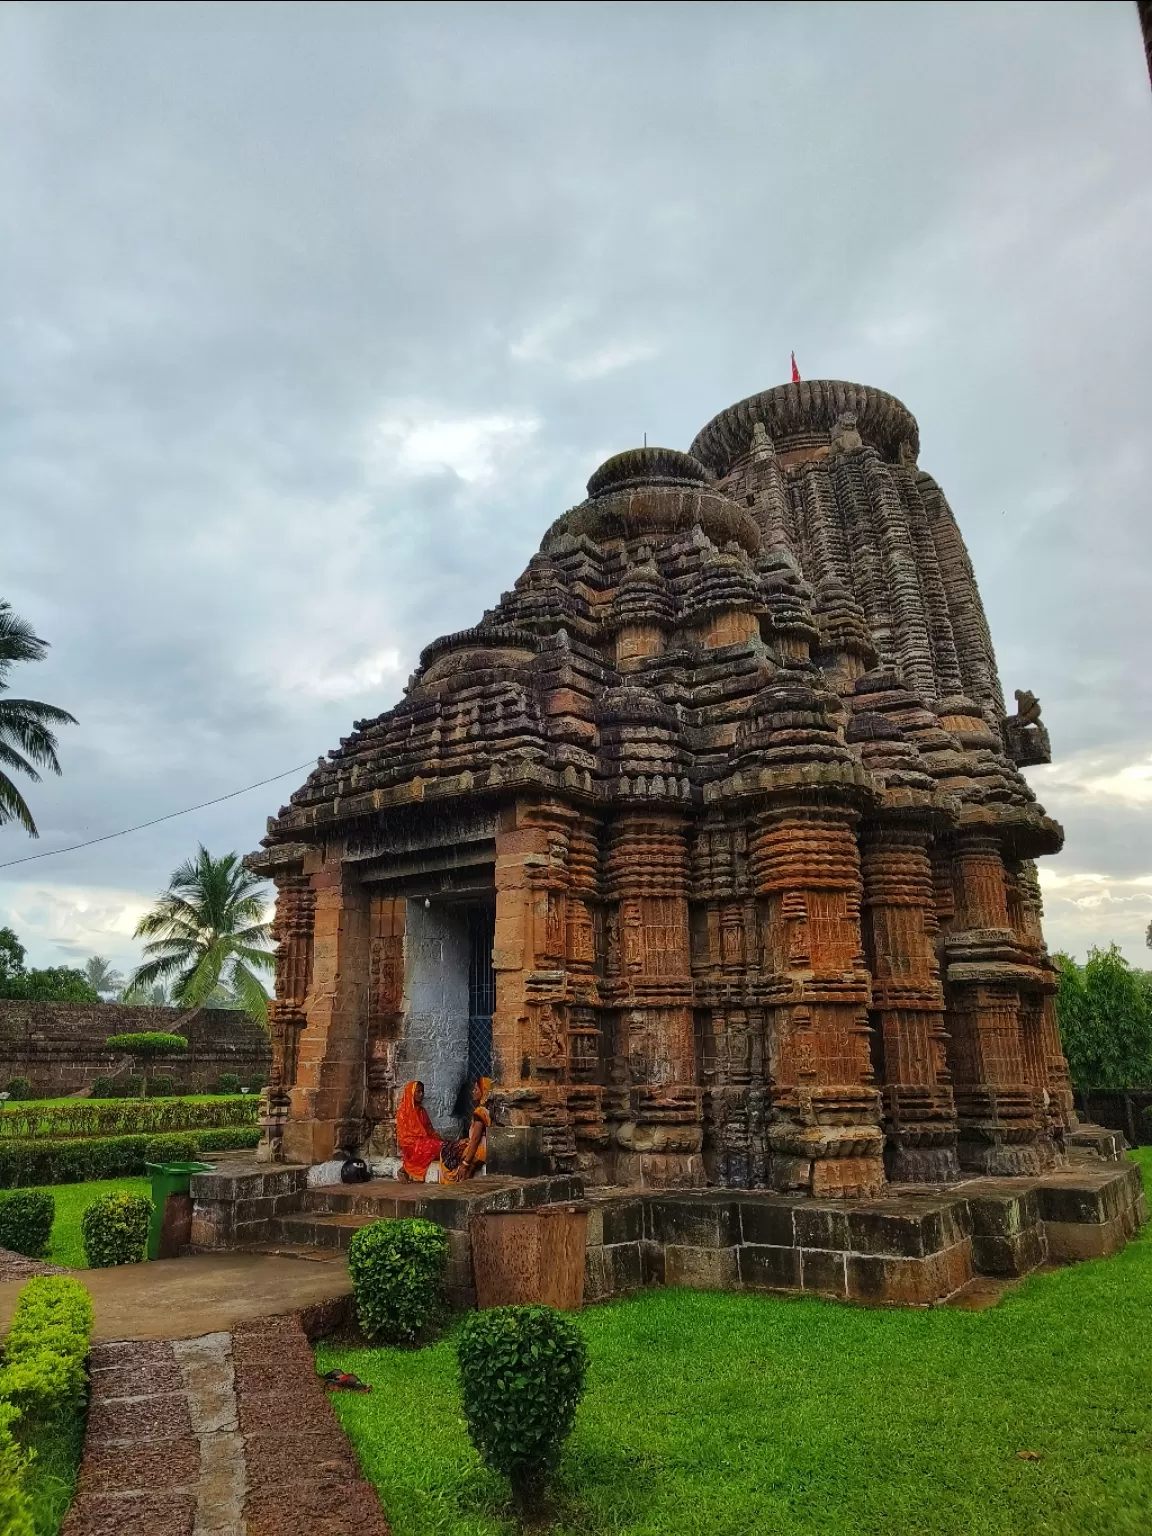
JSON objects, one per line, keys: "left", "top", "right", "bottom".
{"left": 82, "top": 955, "right": 125, "bottom": 998}
{"left": 126, "top": 846, "right": 275, "bottom": 1027}
{"left": 0, "top": 601, "right": 77, "bottom": 835}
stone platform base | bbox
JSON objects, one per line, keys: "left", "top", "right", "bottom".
{"left": 190, "top": 1158, "right": 1147, "bottom": 1312}
{"left": 585, "top": 1159, "right": 1147, "bottom": 1306}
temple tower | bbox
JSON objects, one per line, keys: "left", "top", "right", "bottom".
{"left": 250, "top": 379, "right": 1069, "bottom": 1192}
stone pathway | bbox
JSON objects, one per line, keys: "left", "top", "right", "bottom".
{"left": 0, "top": 1248, "right": 352, "bottom": 1339}
{"left": 62, "top": 1316, "right": 389, "bottom": 1536}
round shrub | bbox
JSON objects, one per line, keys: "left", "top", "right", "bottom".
{"left": 143, "top": 1133, "right": 200, "bottom": 1164}
{"left": 347, "top": 1218, "right": 449, "bottom": 1344}
{"left": 0, "top": 1190, "right": 54, "bottom": 1259}
{"left": 457, "top": 1305, "right": 588, "bottom": 1508}
{"left": 148, "top": 1074, "right": 176, "bottom": 1098}
{"left": 81, "top": 1191, "right": 153, "bottom": 1267}
{"left": 89, "top": 1076, "right": 117, "bottom": 1099}
{"left": 4, "top": 1078, "right": 32, "bottom": 1102}
{"left": 216, "top": 1073, "right": 241, "bottom": 1096}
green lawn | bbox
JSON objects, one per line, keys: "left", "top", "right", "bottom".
{"left": 29, "top": 1177, "right": 151, "bottom": 1267}
{"left": 318, "top": 1149, "right": 1152, "bottom": 1536}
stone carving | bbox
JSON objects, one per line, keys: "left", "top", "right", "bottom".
{"left": 248, "top": 379, "right": 1074, "bottom": 1193}
{"left": 1001, "top": 688, "right": 1051, "bottom": 767}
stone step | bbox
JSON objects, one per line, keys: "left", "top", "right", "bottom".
{"left": 277, "top": 1212, "right": 377, "bottom": 1252}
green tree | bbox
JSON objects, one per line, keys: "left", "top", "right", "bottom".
{"left": 0, "top": 600, "right": 77, "bottom": 836}
{"left": 1055, "top": 945, "right": 1152, "bottom": 1089}
{"left": 82, "top": 955, "right": 125, "bottom": 998}
{"left": 1, "top": 966, "right": 100, "bottom": 1003}
{"left": 125, "top": 847, "right": 274, "bottom": 1027}
{"left": 0, "top": 927, "right": 25, "bottom": 987}
{"left": 0, "top": 926, "right": 99, "bottom": 1002}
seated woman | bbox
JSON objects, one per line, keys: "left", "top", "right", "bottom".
{"left": 395, "top": 1080, "right": 444, "bottom": 1182}
{"left": 438, "top": 1076, "right": 492, "bottom": 1183}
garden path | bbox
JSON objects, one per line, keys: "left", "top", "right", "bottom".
{"left": 0, "top": 1247, "right": 351, "bottom": 1339}
{"left": 62, "top": 1315, "right": 390, "bottom": 1536}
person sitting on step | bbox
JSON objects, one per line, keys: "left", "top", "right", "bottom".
{"left": 395, "top": 1080, "right": 445, "bottom": 1182}
{"left": 437, "top": 1076, "right": 492, "bottom": 1184}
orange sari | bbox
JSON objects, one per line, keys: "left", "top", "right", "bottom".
{"left": 396, "top": 1080, "right": 442, "bottom": 1182}
{"left": 439, "top": 1077, "right": 492, "bottom": 1184}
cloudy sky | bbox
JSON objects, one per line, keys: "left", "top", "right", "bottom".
{"left": 1, "top": 0, "right": 1151, "bottom": 978}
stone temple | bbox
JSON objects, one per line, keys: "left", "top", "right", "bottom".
{"left": 248, "top": 377, "right": 1075, "bottom": 1200}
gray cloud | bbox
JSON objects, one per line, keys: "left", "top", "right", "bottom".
{"left": 2, "top": 0, "right": 1151, "bottom": 969}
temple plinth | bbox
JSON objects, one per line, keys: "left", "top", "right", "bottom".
{"left": 248, "top": 379, "right": 1071, "bottom": 1194}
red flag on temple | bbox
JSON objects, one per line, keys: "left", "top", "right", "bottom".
{"left": 791, "top": 352, "right": 801, "bottom": 383}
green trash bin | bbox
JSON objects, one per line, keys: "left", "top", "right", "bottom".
{"left": 145, "top": 1160, "right": 212, "bottom": 1260}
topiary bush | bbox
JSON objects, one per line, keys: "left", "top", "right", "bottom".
{"left": 143, "top": 1133, "right": 200, "bottom": 1164}
{"left": 347, "top": 1218, "right": 449, "bottom": 1344}
{"left": 457, "top": 1305, "right": 588, "bottom": 1512}
{"left": 148, "top": 1074, "right": 176, "bottom": 1098}
{"left": 4, "top": 1078, "right": 33, "bottom": 1102}
{"left": 216, "top": 1072, "right": 241, "bottom": 1095}
{"left": 89, "top": 1076, "right": 118, "bottom": 1099}
{"left": 0, "top": 1190, "right": 54, "bottom": 1259}
{"left": 81, "top": 1191, "right": 152, "bottom": 1267}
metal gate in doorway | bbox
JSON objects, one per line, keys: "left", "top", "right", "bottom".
{"left": 466, "top": 902, "right": 496, "bottom": 1082}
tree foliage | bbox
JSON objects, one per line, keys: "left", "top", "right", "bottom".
{"left": 125, "top": 846, "right": 274, "bottom": 1027}
{"left": 0, "top": 600, "right": 77, "bottom": 836}
{"left": 1055, "top": 945, "right": 1152, "bottom": 1089}
{"left": 0, "top": 927, "right": 100, "bottom": 1003}
{"left": 82, "top": 956, "right": 124, "bottom": 997}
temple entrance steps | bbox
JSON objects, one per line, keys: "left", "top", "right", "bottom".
{"left": 188, "top": 1158, "right": 1147, "bottom": 1311}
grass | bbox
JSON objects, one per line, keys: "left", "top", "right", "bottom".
{"left": 317, "top": 1148, "right": 1152, "bottom": 1536}
{"left": 22, "top": 1407, "right": 87, "bottom": 1536}
{"left": 23, "top": 1177, "right": 152, "bottom": 1267}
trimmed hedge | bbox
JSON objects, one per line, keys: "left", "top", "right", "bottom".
{"left": 0, "top": 1191, "right": 54, "bottom": 1258}
{"left": 0, "top": 1274, "right": 94, "bottom": 1420}
{"left": 81, "top": 1192, "right": 152, "bottom": 1267}
{"left": 348, "top": 1218, "right": 449, "bottom": 1344}
{"left": 143, "top": 1133, "right": 199, "bottom": 1164}
{"left": 197, "top": 1126, "right": 261, "bottom": 1153}
{"left": 0, "top": 1096, "right": 259, "bottom": 1141}
{"left": 0, "top": 1125, "right": 261, "bottom": 1187}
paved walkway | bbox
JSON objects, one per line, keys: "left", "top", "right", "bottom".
{"left": 62, "top": 1316, "right": 389, "bottom": 1536}
{"left": 0, "top": 1247, "right": 352, "bottom": 1340}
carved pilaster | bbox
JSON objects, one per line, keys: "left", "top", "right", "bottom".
{"left": 860, "top": 819, "right": 959, "bottom": 1182}
{"left": 938, "top": 834, "right": 1046, "bottom": 1174}
{"left": 752, "top": 801, "right": 885, "bottom": 1198}
{"left": 604, "top": 811, "right": 702, "bottom": 1186}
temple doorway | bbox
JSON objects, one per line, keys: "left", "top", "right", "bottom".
{"left": 396, "top": 894, "right": 495, "bottom": 1133}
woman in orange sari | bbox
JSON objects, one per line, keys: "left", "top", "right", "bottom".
{"left": 438, "top": 1077, "right": 492, "bottom": 1183}
{"left": 395, "top": 1080, "right": 443, "bottom": 1182}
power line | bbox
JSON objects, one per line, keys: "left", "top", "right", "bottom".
{"left": 0, "top": 760, "right": 318, "bottom": 871}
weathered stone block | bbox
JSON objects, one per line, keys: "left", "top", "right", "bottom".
{"left": 664, "top": 1244, "right": 738, "bottom": 1290}
{"left": 738, "top": 1243, "right": 801, "bottom": 1292}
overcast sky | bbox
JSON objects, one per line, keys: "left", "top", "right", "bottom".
{"left": 2, "top": 0, "right": 1151, "bottom": 979}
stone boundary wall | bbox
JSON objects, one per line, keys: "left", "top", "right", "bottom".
{"left": 1075, "top": 1090, "right": 1152, "bottom": 1148}
{"left": 0, "top": 1000, "right": 270, "bottom": 1097}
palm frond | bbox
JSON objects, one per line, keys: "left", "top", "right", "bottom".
{"left": 0, "top": 602, "right": 49, "bottom": 674}
{"left": 230, "top": 961, "right": 271, "bottom": 1029}
{"left": 0, "top": 741, "right": 43, "bottom": 784}
{"left": 0, "top": 772, "right": 39, "bottom": 834}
